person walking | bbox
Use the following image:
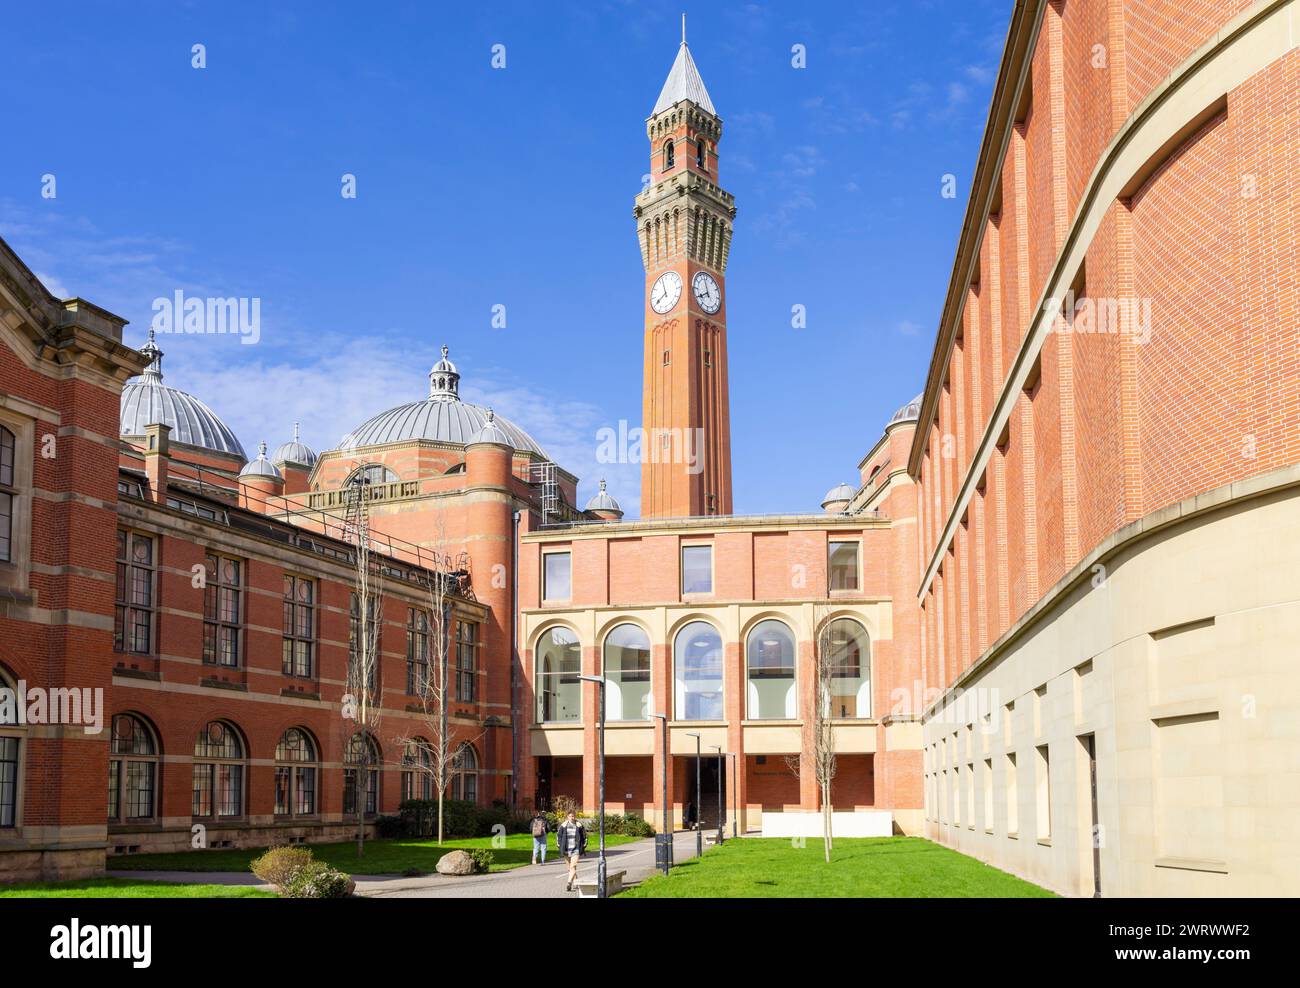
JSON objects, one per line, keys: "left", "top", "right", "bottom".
{"left": 529, "top": 810, "right": 549, "bottom": 865}
{"left": 555, "top": 810, "right": 587, "bottom": 893}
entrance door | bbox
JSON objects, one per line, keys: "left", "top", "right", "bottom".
{"left": 683, "top": 756, "right": 727, "bottom": 830}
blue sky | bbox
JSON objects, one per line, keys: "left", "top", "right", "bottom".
{"left": 1, "top": 0, "right": 1010, "bottom": 515}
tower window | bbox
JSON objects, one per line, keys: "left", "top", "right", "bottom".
{"left": 696, "top": 139, "right": 706, "bottom": 170}
{"left": 663, "top": 350, "right": 671, "bottom": 366}
{"left": 663, "top": 140, "right": 675, "bottom": 170}
{"left": 704, "top": 349, "right": 712, "bottom": 367}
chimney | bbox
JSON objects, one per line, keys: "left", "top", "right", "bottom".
{"left": 143, "top": 423, "right": 171, "bottom": 504}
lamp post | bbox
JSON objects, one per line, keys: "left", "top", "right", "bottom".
{"left": 650, "top": 711, "right": 672, "bottom": 875}
{"left": 579, "top": 674, "right": 607, "bottom": 898}
{"left": 685, "top": 731, "right": 702, "bottom": 858}
{"left": 710, "top": 744, "right": 724, "bottom": 845}
{"left": 726, "top": 751, "right": 738, "bottom": 838}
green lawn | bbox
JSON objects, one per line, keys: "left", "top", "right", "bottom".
{"left": 108, "top": 832, "right": 641, "bottom": 876}
{"left": 0, "top": 878, "right": 275, "bottom": 899}
{"left": 621, "top": 837, "right": 1057, "bottom": 898}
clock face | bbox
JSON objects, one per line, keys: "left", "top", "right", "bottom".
{"left": 692, "top": 271, "right": 721, "bottom": 314}
{"left": 650, "top": 271, "right": 683, "bottom": 314}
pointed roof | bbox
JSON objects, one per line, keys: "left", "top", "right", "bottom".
{"left": 652, "top": 17, "right": 715, "bottom": 116}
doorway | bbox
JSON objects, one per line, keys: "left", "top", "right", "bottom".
{"left": 682, "top": 756, "right": 727, "bottom": 831}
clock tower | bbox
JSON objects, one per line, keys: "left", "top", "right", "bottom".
{"left": 636, "top": 19, "right": 734, "bottom": 518}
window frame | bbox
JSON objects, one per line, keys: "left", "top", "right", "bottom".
{"left": 535, "top": 626, "right": 582, "bottom": 724}
{"left": 828, "top": 539, "right": 862, "bottom": 593}
{"left": 745, "top": 619, "right": 798, "bottom": 720}
{"left": 673, "top": 620, "right": 724, "bottom": 721}
{"left": 274, "top": 728, "right": 319, "bottom": 817}
{"left": 455, "top": 620, "right": 479, "bottom": 702}
{"left": 541, "top": 550, "right": 572, "bottom": 603}
{"left": 0, "top": 411, "right": 34, "bottom": 590}
{"left": 108, "top": 714, "right": 159, "bottom": 823}
{"left": 602, "top": 623, "right": 652, "bottom": 722}
{"left": 192, "top": 721, "right": 246, "bottom": 820}
{"left": 451, "top": 744, "right": 478, "bottom": 804}
{"left": 343, "top": 733, "right": 381, "bottom": 818}
{"left": 0, "top": 667, "right": 24, "bottom": 830}
{"left": 281, "top": 573, "right": 316, "bottom": 678}
{"left": 202, "top": 553, "right": 243, "bottom": 668}
{"left": 406, "top": 607, "right": 431, "bottom": 696}
{"left": 680, "top": 543, "right": 714, "bottom": 596}
{"left": 114, "top": 529, "right": 156, "bottom": 655}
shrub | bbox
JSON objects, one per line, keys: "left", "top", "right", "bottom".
{"left": 374, "top": 814, "right": 404, "bottom": 838}
{"left": 283, "top": 861, "right": 354, "bottom": 899}
{"left": 467, "top": 848, "right": 494, "bottom": 874}
{"left": 397, "top": 799, "right": 512, "bottom": 839}
{"left": 250, "top": 846, "right": 314, "bottom": 891}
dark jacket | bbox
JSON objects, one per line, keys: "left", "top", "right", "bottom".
{"left": 556, "top": 820, "right": 586, "bottom": 857}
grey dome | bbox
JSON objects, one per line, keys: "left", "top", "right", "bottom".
{"left": 272, "top": 423, "right": 318, "bottom": 467}
{"left": 821, "top": 482, "right": 855, "bottom": 508}
{"left": 341, "top": 346, "right": 548, "bottom": 457}
{"left": 584, "top": 478, "right": 622, "bottom": 514}
{"left": 468, "top": 409, "right": 513, "bottom": 448}
{"left": 239, "top": 441, "right": 283, "bottom": 480}
{"left": 889, "top": 393, "right": 924, "bottom": 426}
{"left": 120, "top": 331, "right": 247, "bottom": 459}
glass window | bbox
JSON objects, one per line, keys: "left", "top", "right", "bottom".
{"left": 114, "top": 531, "right": 155, "bottom": 654}
{"left": 109, "top": 714, "right": 158, "bottom": 822}
{"left": 406, "top": 608, "right": 430, "bottom": 695}
{"left": 536, "top": 627, "right": 581, "bottom": 723}
{"left": 451, "top": 744, "right": 478, "bottom": 804}
{"left": 349, "top": 592, "right": 378, "bottom": 691}
{"left": 1, "top": 668, "right": 21, "bottom": 828}
{"left": 824, "top": 618, "right": 871, "bottom": 719}
{"left": 282, "top": 575, "right": 315, "bottom": 677}
{"left": 274, "top": 728, "right": 318, "bottom": 816}
{"left": 829, "top": 541, "right": 861, "bottom": 592}
{"left": 681, "top": 545, "right": 713, "bottom": 595}
{"left": 456, "top": 621, "right": 479, "bottom": 702}
{"left": 664, "top": 140, "right": 675, "bottom": 170}
{"left": 674, "top": 621, "right": 723, "bottom": 720}
{"left": 604, "top": 624, "right": 652, "bottom": 721}
{"left": 402, "top": 740, "right": 432, "bottom": 801}
{"left": 343, "top": 733, "right": 380, "bottom": 817}
{"left": 192, "top": 721, "right": 244, "bottom": 818}
{"left": 746, "top": 620, "right": 797, "bottom": 719}
{"left": 542, "top": 552, "right": 571, "bottom": 602}
{"left": 0, "top": 426, "right": 14, "bottom": 563}
{"left": 347, "top": 464, "right": 399, "bottom": 486}
{"left": 202, "top": 554, "right": 242, "bottom": 667}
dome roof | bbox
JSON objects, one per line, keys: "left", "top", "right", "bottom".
{"left": 468, "top": 409, "right": 513, "bottom": 448}
{"left": 340, "top": 345, "right": 549, "bottom": 457}
{"left": 120, "top": 331, "right": 247, "bottom": 459}
{"left": 239, "top": 440, "right": 283, "bottom": 480}
{"left": 889, "top": 393, "right": 924, "bottom": 426}
{"left": 821, "top": 482, "right": 855, "bottom": 507}
{"left": 584, "top": 478, "right": 623, "bottom": 514}
{"left": 271, "top": 423, "right": 318, "bottom": 468}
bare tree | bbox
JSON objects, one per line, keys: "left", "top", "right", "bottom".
{"left": 787, "top": 602, "right": 838, "bottom": 862}
{"left": 342, "top": 476, "right": 384, "bottom": 858}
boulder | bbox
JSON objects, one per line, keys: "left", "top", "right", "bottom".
{"left": 435, "top": 850, "right": 476, "bottom": 876}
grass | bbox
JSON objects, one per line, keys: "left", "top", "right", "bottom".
{"left": 0, "top": 878, "right": 275, "bottom": 899}
{"left": 107, "top": 832, "right": 642, "bottom": 876}
{"left": 620, "top": 837, "right": 1058, "bottom": 898}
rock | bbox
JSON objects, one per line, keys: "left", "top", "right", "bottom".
{"left": 344, "top": 877, "right": 357, "bottom": 896}
{"left": 435, "top": 850, "right": 476, "bottom": 876}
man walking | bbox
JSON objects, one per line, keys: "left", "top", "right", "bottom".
{"left": 555, "top": 810, "right": 587, "bottom": 893}
{"left": 529, "top": 809, "right": 549, "bottom": 865}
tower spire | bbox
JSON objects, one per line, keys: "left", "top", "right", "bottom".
{"left": 682, "top": 12, "right": 686, "bottom": 45}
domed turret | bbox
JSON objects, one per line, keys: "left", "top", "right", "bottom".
{"left": 821, "top": 481, "right": 855, "bottom": 514}
{"left": 468, "top": 408, "right": 513, "bottom": 448}
{"left": 889, "top": 393, "right": 923, "bottom": 426}
{"left": 272, "top": 423, "right": 318, "bottom": 468}
{"left": 239, "top": 440, "right": 283, "bottom": 481}
{"left": 584, "top": 478, "right": 624, "bottom": 521}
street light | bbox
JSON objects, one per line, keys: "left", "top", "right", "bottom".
{"left": 725, "top": 751, "right": 738, "bottom": 838}
{"left": 579, "top": 674, "right": 608, "bottom": 898}
{"left": 685, "top": 731, "right": 702, "bottom": 858}
{"left": 650, "top": 710, "right": 672, "bottom": 875}
{"left": 709, "top": 744, "right": 724, "bottom": 845}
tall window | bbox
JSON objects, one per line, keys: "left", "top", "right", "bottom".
{"left": 542, "top": 551, "right": 571, "bottom": 602}
{"left": 746, "top": 619, "right": 797, "bottom": 719}
{"left": 274, "top": 728, "right": 318, "bottom": 816}
{"left": 202, "top": 554, "right": 242, "bottom": 667}
{"left": 674, "top": 621, "right": 723, "bottom": 720}
{"left": 828, "top": 541, "right": 861, "bottom": 592}
{"left": 825, "top": 618, "right": 871, "bottom": 718}
{"left": 346, "top": 464, "right": 399, "bottom": 486}
{"left": 114, "top": 530, "right": 155, "bottom": 654}
{"left": 663, "top": 139, "right": 675, "bottom": 170}
{"left": 402, "top": 739, "right": 432, "bottom": 801}
{"left": 0, "top": 426, "right": 14, "bottom": 563}
{"left": 349, "top": 592, "right": 378, "bottom": 690}
{"left": 456, "top": 621, "right": 479, "bottom": 702}
{"left": 282, "top": 575, "right": 315, "bottom": 677}
{"left": 0, "top": 668, "right": 22, "bottom": 828}
{"left": 451, "top": 744, "right": 478, "bottom": 804}
{"left": 604, "top": 623, "right": 651, "bottom": 721}
{"left": 192, "top": 721, "right": 244, "bottom": 818}
{"left": 696, "top": 138, "right": 706, "bottom": 170}
{"left": 406, "top": 608, "right": 430, "bottom": 695}
{"left": 681, "top": 544, "right": 713, "bottom": 595}
{"left": 536, "top": 627, "right": 581, "bottom": 723}
{"left": 343, "top": 733, "right": 380, "bottom": 817}
{"left": 109, "top": 714, "right": 158, "bottom": 822}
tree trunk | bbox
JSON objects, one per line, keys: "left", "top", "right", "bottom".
{"left": 823, "top": 781, "right": 832, "bottom": 861}
{"left": 438, "top": 792, "right": 444, "bottom": 846}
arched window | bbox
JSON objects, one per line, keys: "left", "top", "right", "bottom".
{"left": 0, "top": 426, "right": 15, "bottom": 563}
{"left": 663, "top": 139, "right": 675, "bottom": 170}
{"left": 746, "top": 620, "right": 797, "bottom": 719}
{"left": 346, "top": 464, "right": 399, "bottom": 487}
{"left": 109, "top": 714, "right": 158, "bottom": 822}
{"left": 451, "top": 744, "right": 478, "bottom": 804}
{"left": 536, "top": 627, "right": 581, "bottom": 723}
{"left": 274, "top": 728, "right": 318, "bottom": 816}
{"left": 674, "top": 621, "right": 723, "bottom": 721}
{"left": 0, "top": 666, "right": 23, "bottom": 828}
{"left": 344, "top": 733, "right": 380, "bottom": 817}
{"left": 696, "top": 138, "right": 706, "bottom": 170}
{"left": 401, "top": 739, "right": 433, "bottom": 801}
{"left": 193, "top": 721, "right": 245, "bottom": 818}
{"left": 603, "top": 624, "right": 652, "bottom": 721}
{"left": 824, "top": 619, "right": 871, "bottom": 719}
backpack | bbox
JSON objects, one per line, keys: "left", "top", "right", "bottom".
{"left": 531, "top": 817, "right": 546, "bottom": 838}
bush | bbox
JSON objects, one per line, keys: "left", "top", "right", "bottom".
{"left": 374, "top": 814, "right": 404, "bottom": 838}
{"left": 283, "top": 861, "right": 354, "bottom": 899}
{"left": 467, "top": 848, "right": 494, "bottom": 874}
{"left": 397, "top": 799, "right": 516, "bottom": 839}
{"left": 250, "top": 846, "right": 314, "bottom": 891}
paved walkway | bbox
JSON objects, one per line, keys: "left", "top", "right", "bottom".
{"left": 108, "top": 829, "right": 712, "bottom": 899}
